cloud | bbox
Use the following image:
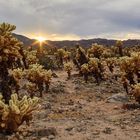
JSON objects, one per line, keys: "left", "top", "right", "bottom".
{"left": 0, "top": 0, "right": 140, "bottom": 40}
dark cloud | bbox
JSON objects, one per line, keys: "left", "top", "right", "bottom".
{"left": 0, "top": 0, "right": 140, "bottom": 40}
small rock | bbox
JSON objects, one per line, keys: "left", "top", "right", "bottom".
{"left": 37, "top": 127, "right": 57, "bottom": 137}
{"left": 102, "top": 127, "right": 112, "bottom": 134}
{"left": 32, "top": 137, "right": 38, "bottom": 140}
{"left": 22, "top": 131, "right": 28, "bottom": 137}
{"left": 65, "top": 127, "right": 73, "bottom": 131}
{"left": 114, "top": 106, "right": 119, "bottom": 109}
{"left": 92, "top": 130, "right": 100, "bottom": 135}
{"left": 107, "top": 93, "right": 128, "bottom": 103}
{"left": 52, "top": 73, "right": 59, "bottom": 78}
{"left": 41, "top": 137, "right": 48, "bottom": 140}
{"left": 48, "top": 135, "right": 55, "bottom": 139}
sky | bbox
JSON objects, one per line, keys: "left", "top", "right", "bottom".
{"left": 1, "top": 0, "right": 140, "bottom": 40}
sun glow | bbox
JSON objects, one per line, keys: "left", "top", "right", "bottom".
{"left": 36, "top": 36, "right": 46, "bottom": 42}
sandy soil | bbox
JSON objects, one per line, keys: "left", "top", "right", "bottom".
{"left": 1, "top": 70, "right": 140, "bottom": 140}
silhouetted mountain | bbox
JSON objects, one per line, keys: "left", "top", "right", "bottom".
{"left": 13, "top": 33, "right": 140, "bottom": 48}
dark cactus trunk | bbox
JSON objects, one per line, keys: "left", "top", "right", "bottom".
{"left": 123, "top": 83, "right": 129, "bottom": 94}
{"left": 0, "top": 62, "right": 12, "bottom": 104}
{"left": 119, "top": 46, "right": 123, "bottom": 57}
{"left": 67, "top": 71, "right": 71, "bottom": 79}
{"left": 84, "top": 74, "right": 88, "bottom": 83}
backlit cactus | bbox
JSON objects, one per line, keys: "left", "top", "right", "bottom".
{"left": 131, "top": 83, "right": 140, "bottom": 104}
{"left": 119, "top": 56, "right": 135, "bottom": 85}
{"left": 116, "top": 40, "right": 123, "bottom": 57}
{"left": 88, "top": 58, "right": 101, "bottom": 84}
{"left": 25, "top": 82, "right": 37, "bottom": 98}
{"left": 8, "top": 68, "right": 25, "bottom": 93}
{"left": 64, "top": 62, "right": 73, "bottom": 79}
{"left": 0, "top": 23, "right": 22, "bottom": 60}
{"left": 63, "top": 51, "right": 71, "bottom": 63}
{"left": 25, "top": 50, "right": 39, "bottom": 65}
{"left": 0, "top": 93, "right": 39, "bottom": 133}
{"left": 121, "top": 74, "right": 129, "bottom": 94}
{"left": 26, "top": 64, "right": 52, "bottom": 97}
{"left": 131, "top": 52, "right": 140, "bottom": 83}
{"left": 56, "top": 48, "right": 66, "bottom": 66}
{"left": 0, "top": 23, "right": 26, "bottom": 103}
{"left": 87, "top": 43, "right": 104, "bottom": 59}
{"left": 106, "top": 58, "right": 117, "bottom": 73}
{"left": 81, "top": 64, "right": 89, "bottom": 83}
{"left": 44, "top": 70, "right": 52, "bottom": 92}
{"left": 76, "top": 45, "right": 88, "bottom": 66}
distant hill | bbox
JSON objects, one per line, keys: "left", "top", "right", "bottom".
{"left": 13, "top": 33, "right": 140, "bottom": 48}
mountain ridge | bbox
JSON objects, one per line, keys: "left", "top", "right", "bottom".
{"left": 13, "top": 33, "right": 140, "bottom": 48}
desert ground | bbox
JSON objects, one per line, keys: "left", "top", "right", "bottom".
{"left": 1, "top": 68, "right": 140, "bottom": 140}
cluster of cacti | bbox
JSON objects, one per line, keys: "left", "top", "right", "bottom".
{"left": 26, "top": 64, "right": 52, "bottom": 97}
{"left": 80, "top": 58, "right": 105, "bottom": 84}
{"left": 87, "top": 43, "right": 104, "bottom": 59}
{"left": 64, "top": 62, "right": 73, "bottom": 79}
{"left": 55, "top": 48, "right": 72, "bottom": 68}
{"left": 25, "top": 50, "right": 39, "bottom": 65}
{"left": 0, "top": 93, "right": 39, "bottom": 133}
{"left": 119, "top": 53, "right": 140, "bottom": 96}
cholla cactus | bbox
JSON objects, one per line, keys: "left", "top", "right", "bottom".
{"left": 0, "top": 23, "right": 22, "bottom": 61}
{"left": 119, "top": 56, "right": 135, "bottom": 85}
{"left": 8, "top": 68, "right": 25, "bottom": 93}
{"left": 76, "top": 45, "right": 88, "bottom": 66}
{"left": 106, "top": 58, "right": 117, "bottom": 73}
{"left": 102, "top": 49, "right": 114, "bottom": 58}
{"left": 26, "top": 64, "right": 52, "bottom": 96}
{"left": 0, "top": 93, "right": 39, "bottom": 133}
{"left": 88, "top": 58, "right": 99, "bottom": 71}
{"left": 9, "top": 68, "right": 25, "bottom": 80}
{"left": 88, "top": 58, "right": 101, "bottom": 84}
{"left": 44, "top": 70, "right": 52, "bottom": 92}
{"left": 116, "top": 40, "right": 123, "bottom": 57}
{"left": 25, "top": 50, "right": 39, "bottom": 65}
{"left": 0, "top": 23, "right": 26, "bottom": 103}
{"left": 25, "top": 82, "right": 37, "bottom": 98}
{"left": 81, "top": 64, "right": 89, "bottom": 83}
{"left": 121, "top": 74, "right": 129, "bottom": 94}
{"left": 87, "top": 43, "right": 104, "bottom": 59}
{"left": 120, "top": 57, "right": 134, "bottom": 73}
{"left": 131, "top": 52, "right": 140, "bottom": 83}
{"left": 64, "top": 62, "right": 73, "bottom": 79}
{"left": 63, "top": 51, "right": 71, "bottom": 63}
{"left": 131, "top": 83, "right": 140, "bottom": 104}
{"left": 57, "top": 49, "right": 66, "bottom": 66}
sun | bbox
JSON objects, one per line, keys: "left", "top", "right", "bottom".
{"left": 36, "top": 36, "right": 46, "bottom": 43}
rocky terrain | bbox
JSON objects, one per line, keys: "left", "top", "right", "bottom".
{"left": 1, "top": 69, "right": 140, "bottom": 140}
